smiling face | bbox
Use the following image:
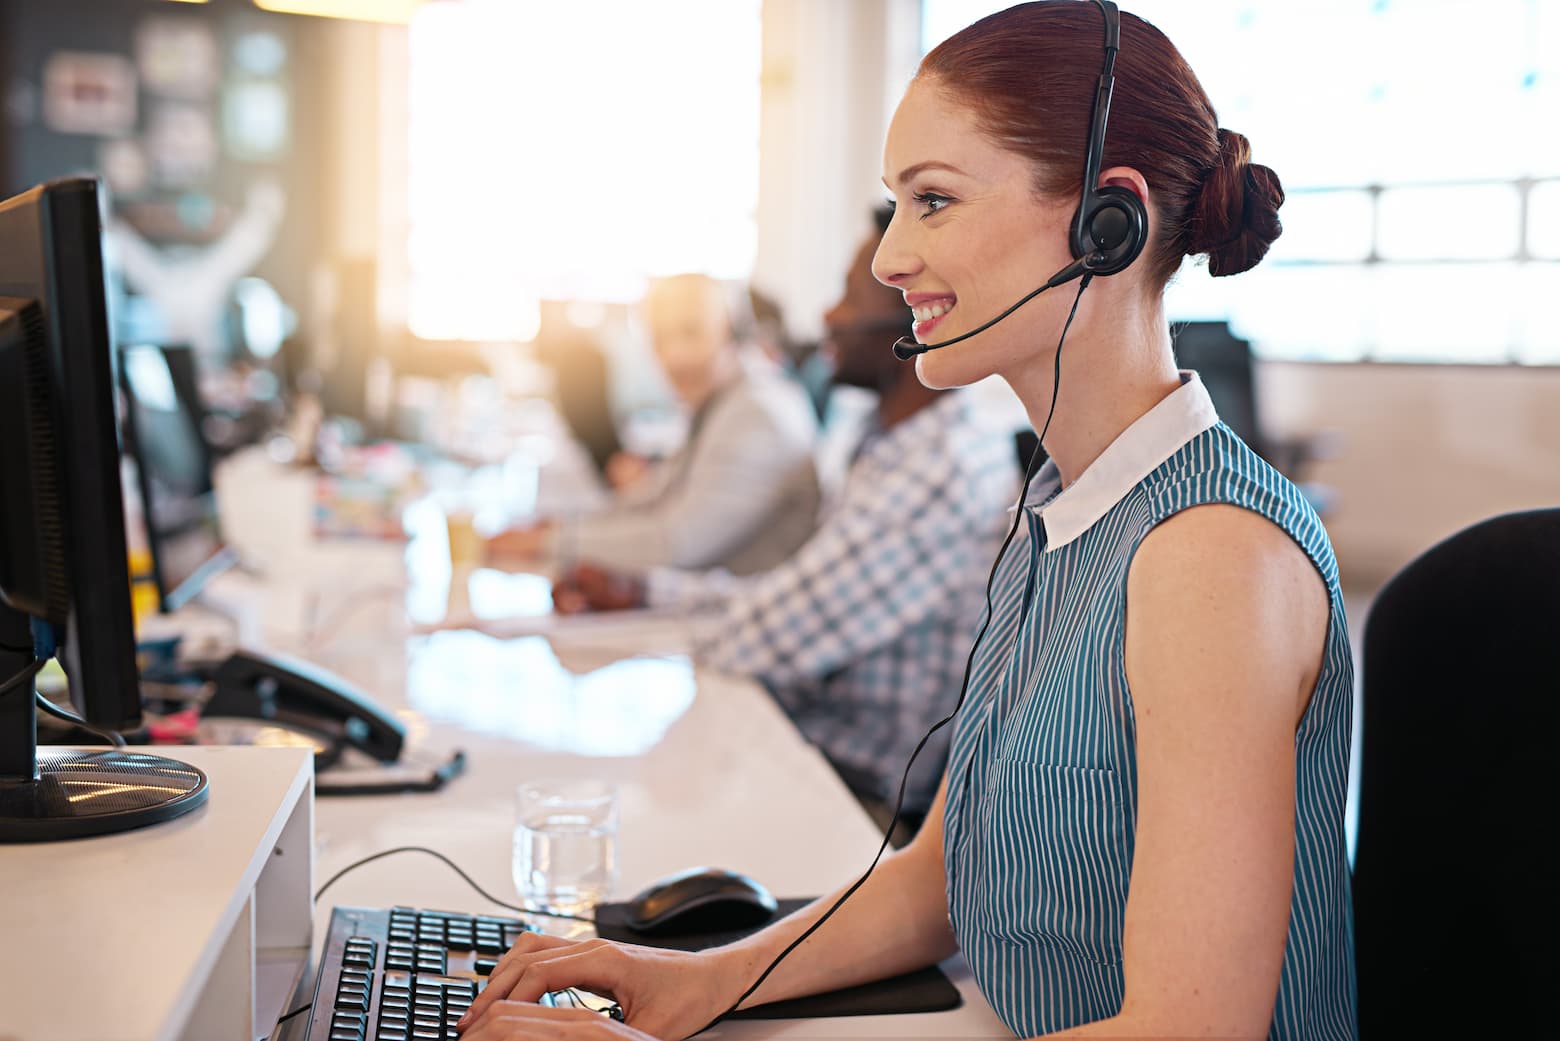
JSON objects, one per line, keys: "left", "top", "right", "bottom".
{"left": 873, "top": 77, "right": 1081, "bottom": 389}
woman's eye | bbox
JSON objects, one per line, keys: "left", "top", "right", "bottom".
{"left": 913, "top": 192, "right": 952, "bottom": 217}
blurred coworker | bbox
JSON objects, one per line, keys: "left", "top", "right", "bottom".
{"left": 486, "top": 273, "right": 820, "bottom": 575}
{"left": 553, "top": 211, "right": 1018, "bottom": 817}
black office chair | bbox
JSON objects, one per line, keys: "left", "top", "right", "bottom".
{"left": 1171, "top": 321, "right": 1261, "bottom": 452}
{"left": 1353, "top": 508, "right": 1559, "bottom": 1037}
{"left": 1013, "top": 428, "right": 1047, "bottom": 476}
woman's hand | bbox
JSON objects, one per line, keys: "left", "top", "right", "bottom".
{"left": 459, "top": 1003, "right": 653, "bottom": 1041}
{"left": 457, "top": 933, "right": 737, "bottom": 1041}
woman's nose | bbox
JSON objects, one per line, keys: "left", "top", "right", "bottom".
{"left": 872, "top": 216, "right": 920, "bottom": 289}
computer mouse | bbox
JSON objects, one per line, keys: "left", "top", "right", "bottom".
{"left": 624, "top": 866, "right": 779, "bottom": 935}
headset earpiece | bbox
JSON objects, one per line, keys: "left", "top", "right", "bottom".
{"left": 1074, "top": 184, "right": 1147, "bottom": 276}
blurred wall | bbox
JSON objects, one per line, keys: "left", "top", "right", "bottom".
{"left": 752, "top": 0, "right": 919, "bottom": 342}
{"left": 1259, "top": 361, "right": 1560, "bottom": 588}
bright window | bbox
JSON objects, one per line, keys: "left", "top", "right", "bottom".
{"left": 407, "top": 0, "right": 761, "bottom": 342}
{"left": 920, "top": 0, "right": 1560, "bottom": 364}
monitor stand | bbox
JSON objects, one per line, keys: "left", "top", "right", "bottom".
{"left": 0, "top": 603, "right": 208, "bottom": 842}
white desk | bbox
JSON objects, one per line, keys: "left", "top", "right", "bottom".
{"left": 206, "top": 450, "right": 1013, "bottom": 1038}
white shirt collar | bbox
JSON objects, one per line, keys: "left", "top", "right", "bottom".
{"left": 1023, "top": 370, "right": 1219, "bottom": 552}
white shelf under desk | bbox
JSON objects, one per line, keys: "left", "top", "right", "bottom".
{"left": 0, "top": 746, "right": 313, "bottom": 1041}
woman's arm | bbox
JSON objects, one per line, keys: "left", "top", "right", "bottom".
{"left": 1047, "top": 504, "right": 1329, "bottom": 1039}
{"left": 460, "top": 777, "right": 957, "bottom": 1040}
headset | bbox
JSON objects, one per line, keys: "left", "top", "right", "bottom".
{"left": 893, "top": 0, "right": 1147, "bottom": 360}
{"left": 1070, "top": 0, "right": 1148, "bottom": 276}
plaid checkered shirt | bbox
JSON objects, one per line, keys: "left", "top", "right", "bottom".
{"left": 648, "top": 390, "right": 1019, "bottom": 811}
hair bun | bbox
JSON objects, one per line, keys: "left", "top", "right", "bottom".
{"left": 1188, "top": 128, "right": 1285, "bottom": 277}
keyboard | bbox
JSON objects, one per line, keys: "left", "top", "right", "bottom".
{"left": 300, "top": 905, "right": 553, "bottom": 1041}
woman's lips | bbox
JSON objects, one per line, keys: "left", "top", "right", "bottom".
{"left": 910, "top": 298, "right": 956, "bottom": 342}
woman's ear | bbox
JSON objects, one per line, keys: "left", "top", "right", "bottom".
{"left": 1097, "top": 165, "right": 1149, "bottom": 205}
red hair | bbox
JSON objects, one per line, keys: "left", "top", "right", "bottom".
{"left": 919, "top": 1, "right": 1284, "bottom": 285}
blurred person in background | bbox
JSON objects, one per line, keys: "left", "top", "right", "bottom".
{"left": 550, "top": 209, "right": 1019, "bottom": 829}
{"left": 485, "top": 272, "right": 819, "bottom": 575}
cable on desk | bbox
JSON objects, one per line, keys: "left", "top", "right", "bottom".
{"left": 0, "top": 660, "right": 42, "bottom": 700}
{"left": 39, "top": 656, "right": 124, "bottom": 746}
{"left": 314, "top": 845, "right": 596, "bottom": 923}
{"left": 267, "top": 999, "right": 312, "bottom": 1038}
{"left": 35, "top": 692, "right": 127, "bottom": 747}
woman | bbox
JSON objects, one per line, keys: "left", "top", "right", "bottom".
{"left": 458, "top": 3, "right": 1356, "bottom": 1038}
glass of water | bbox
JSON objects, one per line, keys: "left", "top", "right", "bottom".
{"left": 513, "top": 779, "right": 619, "bottom": 915}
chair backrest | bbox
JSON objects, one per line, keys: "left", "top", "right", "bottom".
{"left": 1013, "top": 428, "right": 1046, "bottom": 477}
{"left": 1354, "top": 508, "right": 1560, "bottom": 1036}
{"left": 1171, "top": 321, "right": 1261, "bottom": 454}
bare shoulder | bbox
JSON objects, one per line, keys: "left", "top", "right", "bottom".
{"left": 1127, "top": 504, "right": 1329, "bottom": 724}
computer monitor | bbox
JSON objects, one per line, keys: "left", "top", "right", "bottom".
{"left": 1170, "top": 320, "right": 1261, "bottom": 452}
{"left": 120, "top": 343, "right": 238, "bottom": 611}
{"left": 0, "top": 177, "right": 208, "bottom": 841}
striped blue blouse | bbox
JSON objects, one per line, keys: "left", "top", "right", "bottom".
{"left": 943, "top": 372, "right": 1357, "bottom": 1039}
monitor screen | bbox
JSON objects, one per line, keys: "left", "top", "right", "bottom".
{"left": 120, "top": 343, "right": 236, "bottom": 610}
{"left": 0, "top": 177, "right": 207, "bottom": 841}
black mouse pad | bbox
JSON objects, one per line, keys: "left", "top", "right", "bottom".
{"left": 592, "top": 897, "right": 963, "bottom": 1019}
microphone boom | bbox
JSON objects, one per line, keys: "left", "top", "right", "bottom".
{"left": 892, "top": 252, "right": 1100, "bottom": 360}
